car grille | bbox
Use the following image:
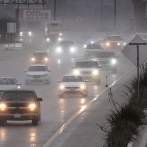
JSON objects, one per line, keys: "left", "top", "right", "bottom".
{"left": 33, "top": 75, "right": 42, "bottom": 78}
{"left": 98, "top": 61, "right": 110, "bottom": 64}
{"left": 6, "top": 103, "right": 29, "bottom": 107}
{"left": 81, "top": 71, "right": 91, "bottom": 74}
{"left": 65, "top": 87, "right": 80, "bottom": 89}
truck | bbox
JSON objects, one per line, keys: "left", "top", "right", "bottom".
{"left": 45, "top": 21, "right": 63, "bottom": 45}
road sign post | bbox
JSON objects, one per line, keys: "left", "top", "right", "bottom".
{"left": 129, "top": 42, "right": 146, "bottom": 98}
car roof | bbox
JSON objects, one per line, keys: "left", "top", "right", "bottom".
{"left": 29, "top": 64, "right": 47, "bottom": 67}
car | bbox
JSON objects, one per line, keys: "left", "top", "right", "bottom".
{"left": 19, "top": 28, "right": 32, "bottom": 37}
{"left": 0, "top": 89, "right": 42, "bottom": 125}
{"left": 93, "top": 50, "right": 118, "bottom": 73}
{"left": 72, "top": 61, "right": 101, "bottom": 84}
{"left": 0, "top": 77, "right": 21, "bottom": 98}
{"left": 25, "top": 64, "right": 51, "bottom": 84}
{"left": 31, "top": 51, "right": 49, "bottom": 65}
{"left": 57, "top": 75, "right": 89, "bottom": 97}
{"left": 56, "top": 41, "right": 77, "bottom": 57}
{"left": 46, "top": 33, "right": 62, "bottom": 43}
{"left": 84, "top": 43, "right": 104, "bottom": 59}
{"left": 100, "top": 35, "right": 125, "bottom": 50}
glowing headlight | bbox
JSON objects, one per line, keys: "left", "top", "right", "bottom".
{"left": 80, "top": 85, "right": 85, "bottom": 89}
{"left": 28, "top": 32, "right": 32, "bottom": 36}
{"left": 92, "top": 70, "right": 98, "bottom": 75}
{"left": 123, "top": 42, "right": 126, "bottom": 46}
{"left": 0, "top": 104, "right": 6, "bottom": 109}
{"left": 32, "top": 58, "right": 35, "bottom": 61}
{"left": 47, "top": 38, "right": 50, "bottom": 41}
{"left": 107, "top": 42, "right": 110, "bottom": 46}
{"left": 117, "top": 43, "right": 120, "bottom": 46}
{"left": 57, "top": 47, "right": 62, "bottom": 52}
{"left": 29, "top": 104, "right": 36, "bottom": 110}
{"left": 58, "top": 38, "right": 62, "bottom": 41}
{"left": 45, "top": 57, "right": 48, "bottom": 61}
{"left": 111, "top": 59, "right": 117, "bottom": 64}
{"left": 60, "top": 85, "right": 65, "bottom": 90}
{"left": 20, "top": 32, "right": 23, "bottom": 36}
{"left": 70, "top": 47, "right": 75, "bottom": 52}
{"left": 90, "top": 41, "right": 94, "bottom": 44}
{"left": 60, "top": 33, "right": 62, "bottom": 36}
{"left": 74, "top": 70, "right": 80, "bottom": 75}
{"left": 84, "top": 44, "right": 87, "bottom": 48}
{"left": 20, "top": 39, "right": 22, "bottom": 41}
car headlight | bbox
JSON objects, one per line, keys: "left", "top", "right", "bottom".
{"left": 80, "top": 85, "right": 85, "bottom": 89}
{"left": 74, "top": 70, "right": 80, "bottom": 75}
{"left": 60, "top": 85, "right": 65, "bottom": 90}
{"left": 58, "top": 38, "right": 62, "bottom": 41}
{"left": 84, "top": 44, "right": 87, "bottom": 48}
{"left": 123, "top": 42, "right": 126, "bottom": 46}
{"left": 47, "top": 38, "right": 50, "bottom": 41}
{"left": 45, "top": 57, "right": 48, "bottom": 61}
{"left": 28, "top": 32, "right": 32, "bottom": 36}
{"left": 0, "top": 103, "right": 6, "bottom": 111}
{"left": 32, "top": 57, "right": 35, "bottom": 61}
{"left": 111, "top": 59, "right": 117, "bottom": 64}
{"left": 42, "top": 74, "right": 48, "bottom": 77}
{"left": 20, "top": 32, "right": 23, "bottom": 35}
{"left": 57, "top": 47, "right": 62, "bottom": 52}
{"left": 117, "top": 42, "right": 120, "bottom": 46}
{"left": 29, "top": 104, "right": 36, "bottom": 111}
{"left": 106, "top": 42, "right": 110, "bottom": 46}
{"left": 70, "top": 47, "right": 75, "bottom": 52}
{"left": 92, "top": 70, "right": 98, "bottom": 75}
{"left": 60, "top": 33, "right": 62, "bottom": 36}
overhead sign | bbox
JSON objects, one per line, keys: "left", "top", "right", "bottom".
{"left": 23, "top": 10, "right": 51, "bottom": 22}
{"left": 122, "top": 35, "right": 147, "bottom": 67}
{"left": 76, "top": 17, "right": 83, "bottom": 23}
{"left": 7, "top": 23, "right": 16, "bottom": 33}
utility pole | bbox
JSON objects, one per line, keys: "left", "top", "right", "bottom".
{"left": 54, "top": 0, "right": 57, "bottom": 21}
{"left": 114, "top": 0, "right": 116, "bottom": 30}
{"left": 101, "top": 0, "right": 103, "bottom": 26}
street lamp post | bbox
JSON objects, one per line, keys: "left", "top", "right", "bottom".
{"left": 101, "top": 0, "right": 103, "bottom": 26}
{"left": 54, "top": 0, "right": 56, "bottom": 21}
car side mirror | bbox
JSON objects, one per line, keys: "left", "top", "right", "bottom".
{"left": 85, "top": 80, "right": 89, "bottom": 82}
{"left": 37, "top": 98, "right": 43, "bottom": 101}
{"left": 57, "top": 80, "right": 61, "bottom": 83}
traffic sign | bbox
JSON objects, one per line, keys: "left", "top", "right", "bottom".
{"left": 76, "top": 17, "right": 83, "bottom": 23}
{"left": 122, "top": 35, "right": 147, "bottom": 67}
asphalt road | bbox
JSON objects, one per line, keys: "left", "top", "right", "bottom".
{"left": 0, "top": 31, "right": 134, "bottom": 147}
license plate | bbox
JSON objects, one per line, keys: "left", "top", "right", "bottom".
{"left": 14, "top": 114, "right": 21, "bottom": 118}
{"left": 70, "top": 88, "right": 75, "bottom": 91}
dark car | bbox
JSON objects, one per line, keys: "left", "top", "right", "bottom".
{"left": 0, "top": 89, "right": 42, "bottom": 126}
{"left": 31, "top": 51, "right": 49, "bottom": 65}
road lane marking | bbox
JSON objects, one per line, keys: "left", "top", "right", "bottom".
{"left": 42, "top": 66, "right": 135, "bottom": 147}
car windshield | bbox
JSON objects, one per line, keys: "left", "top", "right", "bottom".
{"left": 107, "top": 36, "right": 121, "bottom": 41}
{"left": 59, "top": 41, "right": 74, "bottom": 46}
{"left": 33, "top": 52, "right": 47, "bottom": 57}
{"left": 28, "top": 66, "right": 47, "bottom": 72}
{"left": 49, "top": 34, "right": 59, "bottom": 37}
{"left": 62, "top": 76, "right": 84, "bottom": 82}
{"left": 86, "top": 44, "right": 102, "bottom": 49}
{"left": 96, "top": 52, "right": 115, "bottom": 58}
{"left": 75, "top": 62, "right": 98, "bottom": 68}
{"left": 0, "top": 78, "right": 15, "bottom": 85}
{"left": 19, "top": 28, "right": 29, "bottom": 32}
{"left": 2, "top": 91, "right": 35, "bottom": 101}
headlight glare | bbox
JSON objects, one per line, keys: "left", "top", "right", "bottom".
{"left": 45, "top": 57, "right": 48, "bottom": 61}
{"left": 29, "top": 104, "right": 36, "bottom": 111}
{"left": 60, "top": 85, "right": 65, "bottom": 90}
{"left": 47, "top": 38, "right": 50, "bottom": 41}
{"left": 57, "top": 47, "right": 62, "bottom": 52}
{"left": 0, "top": 104, "right": 6, "bottom": 111}
{"left": 92, "top": 70, "right": 98, "bottom": 75}
{"left": 80, "top": 85, "right": 85, "bottom": 89}
{"left": 32, "top": 58, "right": 35, "bottom": 61}
{"left": 58, "top": 38, "right": 62, "bottom": 41}
{"left": 117, "top": 42, "right": 120, "bottom": 46}
{"left": 111, "top": 59, "right": 117, "bottom": 64}
{"left": 74, "top": 70, "right": 80, "bottom": 75}
{"left": 107, "top": 42, "right": 110, "bottom": 46}
{"left": 70, "top": 47, "right": 75, "bottom": 52}
{"left": 28, "top": 32, "right": 32, "bottom": 36}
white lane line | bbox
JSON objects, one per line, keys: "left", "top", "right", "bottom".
{"left": 42, "top": 66, "right": 135, "bottom": 147}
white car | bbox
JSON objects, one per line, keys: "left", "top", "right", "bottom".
{"left": 84, "top": 43, "right": 104, "bottom": 59}
{"left": 0, "top": 77, "right": 21, "bottom": 97}
{"left": 25, "top": 64, "right": 51, "bottom": 84}
{"left": 57, "top": 75, "right": 89, "bottom": 97}
{"left": 72, "top": 61, "right": 101, "bottom": 84}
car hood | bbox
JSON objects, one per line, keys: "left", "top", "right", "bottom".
{"left": 26, "top": 71, "right": 48, "bottom": 75}
{"left": 85, "top": 49, "right": 102, "bottom": 52}
{"left": 0, "top": 85, "right": 17, "bottom": 90}
{"left": 61, "top": 82, "right": 85, "bottom": 87}
{"left": 75, "top": 68, "right": 98, "bottom": 71}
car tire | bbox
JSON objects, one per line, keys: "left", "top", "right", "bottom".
{"left": 0, "top": 120, "right": 6, "bottom": 126}
{"left": 32, "top": 116, "right": 39, "bottom": 126}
